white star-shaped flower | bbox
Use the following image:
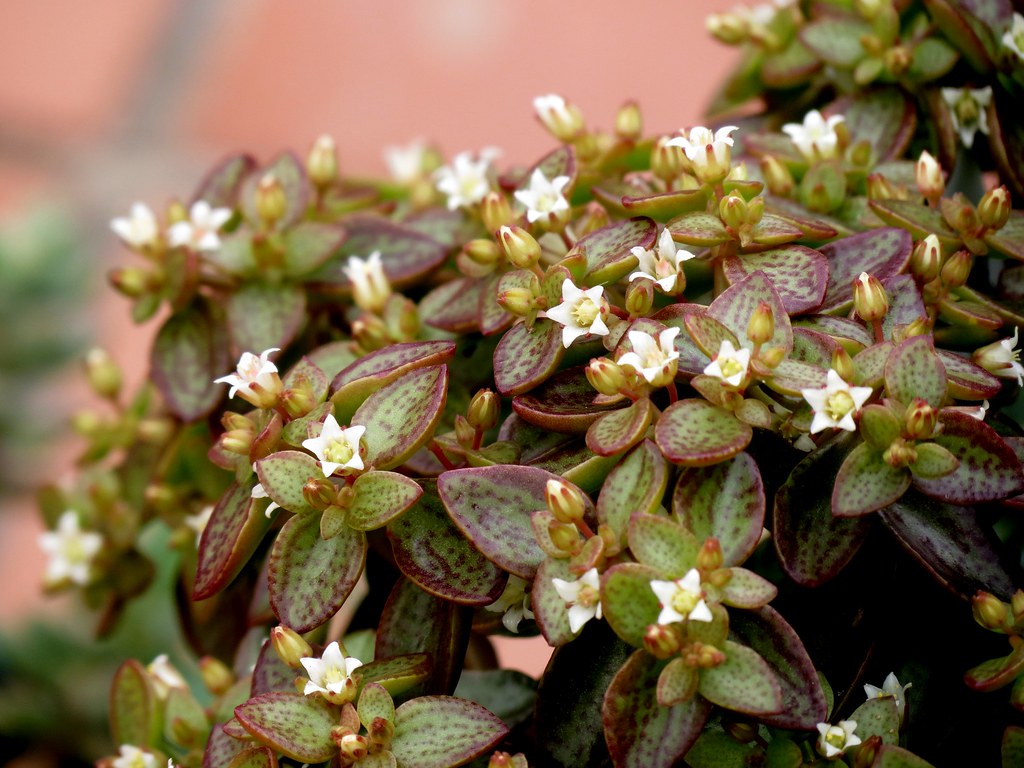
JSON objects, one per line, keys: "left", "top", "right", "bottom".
{"left": 1004, "top": 13, "right": 1024, "bottom": 62}
{"left": 665, "top": 125, "right": 738, "bottom": 181}
{"left": 650, "top": 569, "right": 713, "bottom": 625}
{"left": 533, "top": 94, "right": 584, "bottom": 141}
{"left": 484, "top": 575, "right": 535, "bottom": 633}
{"left": 302, "top": 414, "right": 366, "bottom": 476}
{"left": 167, "top": 200, "right": 232, "bottom": 252}
{"left": 384, "top": 139, "right": 428, "bottom": 183}
{"left": 110, "top": 203, "right": 159, "bottom": 250}
{"left": 551, "top": 567, "right": 603, "bottom": 633}
{"left": 801, "top": 369, "right": 873, "bottom": 433}
{"left": 543, "top": 279, "right": 610, "bottom": 348}
{"left": 973, "top": 327, "right": 1023, "bottom": 386}
{"left": 147, "top": 654, "right": 187, "bottom": 699}
{"left": 941, "top": 86, "right": 992, "bottom": 149}
{"left": 617, "top": 327, "right": 680, "bottom": 386}
{"left": 342, "top": 250, "right": 391, "bottom": 314}
{"left": 864, "top": 672, "right": 912, "bottom": 723}
{"left": 816, "top": 720, "right": 862, "bottom": 759}
{"left": 38, "top": 511, "right": 103, "bottom": 587}
{"left": 214, "top": 348, "right": 280, "bottom": 400}
{"left": 112, "top": 745, "right": 159, "bottom": 768}
{"left": 513, "top": 168, "right": 571, "bottom": 224}
{"left": 629, "top": 228, "right": 696, "bottom": 293}
{"left": 434, "top": 149, "right": 501, "bottom": 210}
{"left": 782, "top": 109, "right": 845, "bottom": 161}
{"left": 703, "top": 339, "right": 752, "bottom": 388}
{"left": 300, "top": 641, "right": 363, "bottom": 699}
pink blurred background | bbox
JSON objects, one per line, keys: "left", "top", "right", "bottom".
{"left": 0, "top": 0, "right": 739, "bottom": 673}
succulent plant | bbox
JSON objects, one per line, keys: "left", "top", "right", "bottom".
{"left": 37, "top": 2, "right": 1024, "bottom": 767}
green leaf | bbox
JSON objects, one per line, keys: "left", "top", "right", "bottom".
{"left": 194, "top": 481, "right": 273, "bottom": 600}
{"left": 875, "top": 745, "right": 937, "bottom": 767}
{"left": 597, "top": 440, "right": 669, "bottom": 543}
{"left": 859, "top": 404, "right": 902, "bottom": 452}
{"left": 268, "top": 513, "right": 366, "bottom": 632}
{"left": 848, "top": 695, "right": 900, "bottom": 745}
{"left": 585, "top": 397, "right": 652, "bottom": 457}
{"left": 707, "top": 270, "right": 793, "bottom": 353}
{"left": 358, "top": 682, "right": 396, "bottom": 728}
{"left": 283, "top": 221, "right": 345, "bottom": 277}
{"left": 719, "top": 568, "right": 777, "bottom": 608}
{"left": 354, "top": 653, "right": 433, "bottom": 699}
{"left": 819, "top": 227, "right": 912, "bottom": 313}
{"left": 656, "top": 657, "right": 699, "bottom": 707}
{"left": 203, "top": 725, "right": 248, "bottom": 768}
{"left": 493, "top": 319, "right": 566, "bottom": 396}
{"left": 722, "top": 245, "right": 827, "bottom": 315}
{"left": 699, "top": 640, "right": 783, "bottom": 716}
{"left": 422, "top": 276, "right": 482, "bottom": 333}
{"left": 234, "top": 692, "right": 336, "bottom": 763}
{"left": 193, "top": 153, "right": 257, "bottom": 208}
{"left": 453, "top": 669, "right": 537, "bottom": 730}
{"left": 854, "top": 342, "right": 893, "bottom": 389}
{"left": 965, "top": 640, "right": 1024, "bottom": 692}
{"left": 751, "top": 214, "right": 805, "bottom": 246}
{"left": 909, "top": 442, "right": 959, "bottom": 479}
{"left": 684, "top": 313, "right": 738, "bottom": 361}
{"left": 532, "top": 556, "right": 578, "bottom": 645}
{"left": 578, "top": 216, "right": 656, "bottom": 284}
{"left": 255, "top": 451, "right": 318, "bottom": 515}
{"left": 225, "top": 748, "right": 278, "bottom": 768}
{"left": 110, "top": 660, "right": 156, "bottom": 748}
{"left": 655, "top": 399, "right": 752, "bottom": 467}
{"left": 347, "top": 471, "right": 422, "bottom": 531}
{"left": 226, "top": 282, "right": 306, "bottom": 354}
{"left": 684, "top": 730, "right": 758, "bottom": 768}
{"left": 833, "top": 442, "right": 910, "bottom": 516}
{"left": 628, "top": 514, "right": 699, "bottom": 578}
{"left": 601, "top": 562, "right": 664, "bottom": 648}
{"left": 909, "top": 37, "right": 959, "bottom": 81}
{"left": 762, "top": 37, "right": 821, "bottom": 87}
{"left": 152, "top": 302, "right": 229, "bottom": 421}
{"left": 800, "top": 17, "right": 870, "bottom": 67}
{"left": 885, "top": 335, "right": 947, "bottom": 407}
{"left": 618, "top": 187, "right": 710, "bottom": 221}
{"left": 666, "top": 211, "right": 731, "bottom": 246}
{"left": 165, "top": 687, "right": 210, "bottom": 749}
{"left": 512, "top": 366, "right": 622, "bottom": 432}
{"left": 391, "top": 696, "right": 508, "bottom": 768}
{"left": 1003, "top": 726, "right": 1024, "bottom": 768}
{"left": 840, "top": 88, "right": 918, "bottom": 161}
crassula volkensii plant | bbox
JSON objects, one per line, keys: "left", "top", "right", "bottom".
{"left": 37, "top": 1, "right": 1024, "bottom": 766}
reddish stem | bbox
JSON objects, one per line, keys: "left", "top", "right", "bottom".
{"left": 429, "top": 441, "right": 458, "bottom": 471}
{"left": 666, "top": 381, "right": 678, "bottom": 404}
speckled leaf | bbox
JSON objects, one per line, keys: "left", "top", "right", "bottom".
{"left": 656, "top": 399, "right": 752, "bottom": 467}
{"left": 655, "top": 304, "right": 719, "bottom": 375}
{"left": 194, "top": 480, "right": 273, "bottom": 600}
{"left": 280, "top": 402, "right": 332, "bottom": 448}
{"left": 619, "top": 187, "right": 710, "bottom": 221}
{"left": 391, "top": 696, "right": 508, "bottom": 768}
{"left": 224, "top": 748, "right": 277, "bottom": 768}
{"left": 722, "top": 246, "right": 827, "bottom": 315}
{"left": 849, "top": 696, "right": 900, "bottom": 745}
{"left": 438, "top": 465, "right": 551, "bottom": 579}
{"left": 601, "top": 562, "right": 664, "bottom": 648}
{"left": 729, "top": 606, "right": 827, "bottom": 729}
{"left": 854, "top": 342, "right": 893, "bottom": 389}
{"left": 388, "top": 481, "right": 505, "bottom": 605}
{"left": 774, "top": 438, "right": 874, "bottom": 586}
{"left": 525, "top": 144, "right": 576, "bottom": 194}
{"left": 251, "top": 640, "right": 295, "bottom": 697}
{"left": 493, "top": 319, "right": 565, "bottom": 396}
{"left": 354, "top": 654, "right": 433, "bottom": 699}
{"left": 574, "top": 216, "right": 655, "bottom": 284}
{"left": 585, "top": 397, "right": 652, "bottom": 457}
{"left": 281, "top": 357, "right": 328, "bottom": 403}
{"left": 672, "top": 453, "right": 764, "bottom": 567}
{"left": 152, "top": 302, "right": 230, "bottom": 421}
{"left": 795, "top": 315, "right": 874, "bottom": 350}
{"left": 193, "top": 153, "right": 257, "bottom": 209}
{"left": 868, "top": 199, "right": 960, "bottom": 247}
{"left": 683, "top": 313, "right": 739, "bottom": 360}
{"left": 357, "top": 683, "right": 395, "bottom": 731}
{"left": 268, "top": 513, "right": 366, "bottom": 632}
{"left": 423, "top": 277, "right": 482, "bottom": 333}
{"left": 707, "top": 271, "right": 793, "bottom": 352}
{"left": 353, "top": 365, "right": 447, "bottom": 471}
{"left": 885, "top": 335, "right": 947, "bottom": 407}
{"left": 240, "top": 153, "right": 309, "bottom": 230}
{"left": 597, "top": 440, "right": 669, "bottom": 542}
{"left": 255, "top": 451, "right": 318, "bottom": 515}
{"left": 751, "top": 214, "right": 804, "bottom": 246}
{"left": 800, "top": 17, "right": 870, "bottom": 67}
{"left": 833, "top": 442, "right": 910, "bottom": 516}
{"left": 603, "top": 651, "right": 712, "bottom": 768}
{"left": 913, "top": 410, "right": 1024, "bottom": 504}
{"left": 533, "top": 556, "right": 577, "bottom": 646}
{"left": 819, "top": 227, "right": 912, "bottom": 313}
{"left": 234, "top": 692, "right": 335, "bottom": 763}
{"left": 203, "top": 724, "right": 247, "bottom": 768}
{"left": 283, "top": 221, "right": 345, "bottom": 277}
{"left": 628, "top": 514, "right": 698, "bottom": 579}
{"left": 699, "top": 640, "right": 783, "bottom": 716}
{"left": 666, "top": 211, "right": 731, "bottom": 246}
{"left": 110, "top": 660, "right": 156, "bottom": 748}
{"left": 347, "top": 471, "right": 422, "bottom": 531}
{"left": 478, "top": 272, "right": 514, "bottom": 336}
{"left": 513, "top": 366, "right": 623, "bottom": 432}
{"left": 838, "top": 88, "right": 917, "bottom": 161}
{"left": 881, "top": 275, "right": 928, "bottom": 340}
{"left": 937, "top": 349, "right": 1002, "bottom": 399}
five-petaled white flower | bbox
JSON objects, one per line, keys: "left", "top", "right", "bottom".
{"left": 815, "top": 720, "right": 862, "bottom": 759}
{"left": 864, "top": 672, "right": 912, "bottom": 723}
{"left": 552, "top": 567, "right": 603, "bottom": 633}
{"left": 666, "top": 125, "right": 739, "bottom": 182}
{"left": 300, "top": 641, "right": 363, "bottom": 699}
{"left": 629, "top": 228, "right": 696, "bottom": 293}
{"left": 302, "top": 414, "right": 366, "bottom": 476}
{"left": 514, "top": 168, "right": 571, "bottom": 225}
{"left": 214, "top": 348, "right": 281, "bottom": 403}
{"left": 782, "top": 109, "right": 845, "bottom": 162}
{"left": 617, "top": 327, "right": 681, "bottom": 386}
{"left": 147, "top": 654, "right": 188, "bottom": 699}
{"left": 1004, "top": 13, "right": 1024, "bottom": 62}
{"left": 167, "top": 200, "right": 232, "bottom": 252}
{"left": 650, "top": 569, "right": 713, "bottom": 625}
{"left": 384, "top": 139, "right": 429, "bottom": 183}
{"left": 342, "top": 250, "right": 392, "bottom": 314}
{"left": 38, "top": 510, "right": 103, "bottom": 587}
{"left": 533, "top": 94, "right": 584, "bottom": 142}
{"left": 801, "top": 369, "right": 873, "bottom": 433}
{"left": 434, "top": 149, "right": 501, "bottom": 210}
{"left": 110, "top": 203, "right": 159, "bottom": 250}
{"left": 703, "top": 339, "right": 752, "bottom": 388}
{"left": 485, "top": 575, "right": 535, "bottom": 633}
{"left": 112, "top": 745, "right": 159, "bottom": 768}
{"left": 543, "top": 279, "right": 611, "bottom": 348}
{"left": 941, "top": 87, "right": 992, "bottom": 149}
{"left": 973, "top": 327, "right": 1023, "bottom": 386}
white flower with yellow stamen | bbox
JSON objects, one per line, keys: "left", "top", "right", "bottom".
{"left": 543, "top": 279, "right": 611, "bottom": 348}
{"left": 801, "top": 369, "right": 873, "bottom": 433}
{"left": 650, "top": 569, "right": 713, "bottom": 625}
{"left": 629, "top": 228, "right": 696, "bottom": 293}
{"left": 703, "top": 339, "right": 751, "bottom": 388}
{"left": 302, "top": 414, "right": 366, "bottom": 477}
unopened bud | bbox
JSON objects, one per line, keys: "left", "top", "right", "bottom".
{"left": 706, "top": 12, "right": 747, "bottom": 45}
{"left": 854, "top": 0, "right": 885, "bottom": 19}
{"left": 586, "top": 357, "right": 627, "bottom": 396}
{"left": 916, "top": 151, "right": 945, "bottom": 202}
{"left": 904, "top": 398, "right": 938, "bottom": 440}
{"left": 468, "top": 389, "right": 500, "bottom": 431}
{"left": 947, "top": 194, "right": 980, "bottom": 234}
{"left": 146, "top": 483, "right": 178, "bottom": 513}
{"left": 464, "top": 238, "right": 502, "bottom": 267}
{"left": 1011, "top": 589, "right": 1024, "bottom": 621}
{"left": 255, "top": 173, "right": 288, "bottom": 228}
{"left": 852, "top": 735, "right": 882, "bottom": 768}
{"left": 336, "top": 732, "right": 369, "bottom": 761}
{"left": 884, "top": 45, "right": 911, "bottom": 77}
{"left": 615, "top": 101, "right": 643, "bottom": 142}
{"left": 759, "top": 345, "right": 786, "bottom": 368}
{"left": 624, "top": 278, "right": 654, "bottom": 317}
{"left": 534, "top": 94, "right": 585, "bottom": 143}
{"left": 199, "top": 656, "right": 234, "bottom": 695}
{"left": 853, "top": 272, "right": 889, "bottom": 322}
{"left": 760, "top": 155, "right": 794, "bottom": 197}
{"left": 896, "top": 316, "right": 931, "bottom": 341}
{"left": 137, "top": 417, "right": 175, "bottom": 444}
{"left": 307, "top": 134, "right": 339, "bottom": 188}
{"left": 747, "top": 301, "right": 775, "bottom": 345}
{"left": 481, "top": 192, "right": 513, "bottom": 231}
{"left": 497, "top": 287, "right": 536, "bottom": 317}
{"left": 271, "top": 625, "right": 313, "bottom": 668}
{"left": 848, "top": 139, "right": 873, "bottom": 168}
{"left": 546, "top": 478, "right": 587, "bottom": 524}
{"left": 651, "top": 136, "right": 687, "bottom": 182}
{"left": 883, "top": 437, "right": 918, "bottom": 469}
{"left": 109, "top": 266, "right": 156, "bottom": 298}
{"left": 831, "top": 347, "right": 856, "bottom": 384}
{"left": 643, "top": 623, "right": 682, "bottom": 659}
{"left": 939, "top": 249, "right": 972, "bottom": 289}
{"left": 696, "top": 538, "right": 724, "bottom": 572}
{"left": 281, "top": 375, "right": 318, "bottom": 419}
{"left": 548, "top": 519, "right": 582, "bottom": 553}
{"left": 352, "top": 315, "right": 390, "bottom": 351}
{"left": 85, "top": 348, "right": 122, "bottom": 400}
{"left": 866, "top": 173, "right": 899, "bottom": 201}
{"left": 978, "top": 186, "right": 1011, "bottom": 231}
{"left": 685, "top": 641, "right": 726, "bottom": 669}
{"left": 303, "top": 477, "right": 338, "bottom": 511}
{"left": 499, "top": 225, "right": 542, "bottom": 269}
{"left": 454, "top": 414, "right": 477, "bottom": 448}
{"left": 973, "top": 591, "right": 1009, "bottom": 630}
{"left": 911, "top": 235, "right": 943, "bottom": 282}
{"left": 719, "top": 192, "right": 748, "bottom": 230}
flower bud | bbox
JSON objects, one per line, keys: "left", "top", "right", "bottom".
{"left": 847, "top": 138, "right": 873, "bottom": 168}
{"left": 747, "top": 301, "right": 775, "bottom": 345}
{"left": 534, "top": 94, "right": 585, "bottom": 143}
{"left": 481, "top": 191, "right": 512, "bottom": 231}
{"left": 946, "top": 194, "right": 980, "bottom": 234}
{"left": 916, "top": 151, "right": 944, "bottom": 203}
{"left": 978, "top": 186, "right": 1011, "bottom": 231}
{"left": 684, "top": 642, "right": 726, "bottom": 669}
{"left": 831, "top": 347, "right": 856, "bottom": 385}
{"left": 548, "top": 519, "right": 582, "bottom": 553}
{"left": 336, "top": 732, "right": 369, "bottom": 761}
{"left": 546, "top": 478, "right": 587, "bottom": 524}
{"left": 696, "top": 538, "right": 724, "bottom": 572}
{"left": 904, "top": 398, "right": 938, "bottom": 440}
{"left": 468, "top": 389, "right": 500, "bottom": 431}
{"left": 352, "top": 315, "right": 391, "bottom": 351}
{"left": 271, "top": 625, "right": 313, "bottom": 668}
{"left": 497, "top": 287, "right": 537, "bottom": 317}
{"left": 883, "top": 437, "right": 917, "bottom": 469}
{"left": 303, "top": 477, "right": 339, "bottom": 511}
{"left": 85, "top": 348, "right": 122, "bottom": 400}
{"left": 855, "top": 0, "right": 885, "bottom": 20}
{"left": 643, "top": 623, "right": 682, "bottom": 659}
{"left": 615, "top": 101, "right": 643, "bottom": 142}
{"left": 281, "top": 375, "right": 318, "bottom": 419}
{"left": 853, "top": 272, "right": 889, "bottom": 322}
{"left": 651, "top": 137, "right": 687, "bottom": 183}
{"left": 200, "top": 656, "right": 235, "bottom": 695}
{"left": 137, "top": 417, "right": 175, "bottom": 444}
{"left": 464, "top": 238, "right": 502, "bottom": 267}
{"left": 454, "top": 414, "right": 477, "bottom": 448}
{"left": 1012, "top": 589, "right": 1024, "bottom": 622}
{"left": 973, "top": 591, "right": 1009, "bottom": 630}
{"left": 499, "top": 225, "right": 542, "bottom": 269}
{"left": 911, "top": 234, "right": 943, "bottom": 282}
{"left": 109, "top": 266, "right": 159, "bottom": 298}
{"left": 939, "top": 249, "right": 972, "bottom": 289}
{"left": 586, "top": 357, "right": 627, "bottom": 396}
{"left": 255, "top": 173, "right": 288, "bottom": 227}
{"left": 719, "top": 192, "right": 748, "bottom": 230}
{"left": 706, "top": 12, "right": 747, "bottom": 45}
{"left": 760, "top": 155, "right": 794, "bottom": 197}
{"left": 852, "top": 736, "right": 882, "bottom": 768}
{"left": 759, "top": 345, "right": 786, "bottom": 369}
{"left": 624, "top": 278, "right": 654, "bottom": 318}
{"left": 884, "top": 45, "right": 911, "bottom": 77}
{"left": 307, "top": 134, "right": 338, "bottom": 188}
{"left": 722, "top": 719, "right": 758, "bottom": 744}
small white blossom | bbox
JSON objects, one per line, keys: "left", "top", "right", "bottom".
{"left": 650, "top": 569, "right": 713, "bottom": 625}
{"left": 801, "top": 369, "right": 873, "bottom": 433}
{"left": 485, "top": 575, "right": 535, "bottom": 633}
{"left": 533, "top": 94, "right": 584, "bottom": 141}
{"left": 514, "top": 168, "right": 571, "bottom": 224}
{"left": 543, "top": 279, "right": 610, "bottom": 348}
{"left": 384, "top": 139, "right": 428, "bottom": 183}
{"left": 617, "top": 327, "right": 680, "bottom": 386}
{"left": 300, "top": 641, "right": 363, "bottom": 698}
{"left": 342, "top": 250, "right": 391, "bottom": 314}
{"left": 250, "top": 482, "right": 281, "bottom": 518}
{"left": 628, "top": 228, "right": 696, "bottom": 293}
{"left": 552, "top": 567, "right": 603, "bottom": 633}
{"left": 815, "top": 720, "right": 862, "bottom": 759}
{"left": 1004, "top": 13, "right": 1024, "bottom": 62}
{"left": 302, "top": 414, "right": 366, "bottom": 476}
{"left": 703, "top": 339, "right": 751, "bottom": 388}
{"left": 434, "top": 149, "right": 501, "bottom": 210}
{"left": 973, "top": 327, "right": 1023, "bottom": 386}
{"left": 782, "top": 110, "right": 845, "bottom": 161}
{"left": 864, "top": 672, "right": 912, "bottom": 723}
{"left": 110, "top": 203, "right": 159, "bottom": 250}
{"left": 167, "top": 200, "right": 232, "bottom": 252}
{"left": 941, "top": 87, "right": 992, "bottom": 149}
{"left": 112, "top": 745, "right": 159, "bottom": 768}
{"left": 38, "top": 511, "right": 103, "bottom": 587}
{"left": 184, "top": 505, "right": 214, "bottom": 540}
{"left": 214, "top": 348, "right": 281, "bottom": 401}
{"left": 147, "top": 654, "right": 187, "bottom": 699}
{"left": 666, "top": 125, "right": 738, "bottom": 181}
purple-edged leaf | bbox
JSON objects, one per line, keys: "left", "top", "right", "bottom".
{"left": 985, "top": 211, "right": 1024, "bottom": 262}
{"left": 533, "top": 556, "right": 577, "bottom": 646}
{"left": 723, "top": 246, "right": 827, "bottom": 315}
{"left": 585, "top": 397, "right": 652, "bottom": 457}
{"left": 795, "top": 315, "right": 875, "bottom": 349}
{"left": 282, "top": 221, "right": 345, "bottom": 277}
{"left": 357, "top": 682, "right": 395, "bottom": 730}
{"left": 193, "top": 153, "right": 257, "bottom": 209}
{"left": 388, "top": 481, "right": 505, "bottom": 605}
{"left": 792, "top": 328, "right": 840, "bottom": 367}
{"left": 718, "top": 567, "right": 777, "bottom": 608}
{"left": 597, "top": 440, "right": 669, "bottom": 542}
{"left": 924, "top": 0, "right": 998, "bottom": 72}
{"left": 603, "top": 651, "right": 712, "bottom": 768}
{"left": 255, "top": 451, "right": 318, "bottom": 515}
{"left": 251, "top": 640, "right": 295, "bottom": 697}
{"left": 707, "top": 271, "right": 793, "bottom": 352}
{"left": 601, "top": 562, "right": 664, "bottom": 647}
{"left": 868, "top": 198, "right": 960, "bottom": 247}
{"left": 880, "top": 491, "right": 1017, "bottom": 599}
{"left": 913, "top": 410, "right": 1024, "bottom": 504}
{"left": 885, "top": 335, "right": 947, "bottom": 407}
{"left": 800, "top": 17, "right": 871, "bottom": 67}
{"left": 762, "top": 38, "right": 822, "bottom": 87}
{"left": 282, "top": 356, "right": 328, "bottom": 403}
{"left": 493, "top": 319, "right": 565, "bottom": 396}
{"left": 672, "top": 453, "right": 765, "bottom": 567}
{"left": 698, "top": 640, "right": 783, "bottom": 716}
{"left": 353, "top": 365, "right": 448, "bottom": 471}
{"left": 152, "top": 303, "right": 230, "bottom": 421}
{"left": 513, "top": 367, "right": 623, "bottom": 433}
{"left": 774, "top": 438, "right": 874, "bottom": 586}
{"left": 438, "top": 465, "right": 551, "bottom": 579}
{"left": 683, "top": 312, "right": 739, "bottom": 360}
{"left": 194, "top": 481, "right": 272, "bottom": 600}
{"left": 836, "top": 88, "right": 917, "bottom": 161}
{"left": 821, "top": 227, "right": 914, "bottom": 313}
{"left": 656, "top": 399, "right": 752, "bottom": 467}
{"left": 203, "top": 724, "right": 247, "bottom": 768}
{"left": 729, "top": 606, "right": 827, "bottom": 729}
{"left": 225, "top": 747, "right": 277, "bottom": 768}
{"left": 751, "top": 214, "right": 805, "bottom": 246}
{"left": 422, "top": 276, "right": 482, "bottom": 333}
{"left": 240, "top": 153, "right": 309, "bottom": 230}
{"left": 478, "top": 271, "right": 514, "bottom": 336}
{"left": 849, "top": 696, "right": 900, "bottom": 745}
{"left": 628, "top": 515, "right": 698, "bottom": 579}
{"left": 938, "top": 349, "right": 1003, "bottom": 399}
{"left": 391, "top": 697, "right": 508, "bottom": 768}
{"left": 347, "top": 471, "right": 422, "bottom": 531}
{"left": 110, "top": 660, "right": 156, "bottom": 748}
{"left": 452, "top": 669, "right": 537, "bottom": 731}
{"left": 833, "top": 442, "right": 911, "bottom": 517}
{"left": 655, "top": 303, "right": 717, "bottom": 375}
{"left": 234, "top": 692, "right": 335, "bottom": 763}
{"left": 966, "top": 641, "right": 1024, "bottom": 692}
{"left": 666, "top": 211, "right": 731, "bottom": 246}
{"left": 854, "top": 341, "right": 893, "bottom": 389}
{"left": 620, "top": 187, "right": 709, "bottom": 221}
{"left": 881, "top": 275, "right": 928, "bottom": 340}
{"left": 268, "top": 513, "right": 366, "bottom": 632}
{"left": 575, "top": 216, "right": 655, "bottom": 284}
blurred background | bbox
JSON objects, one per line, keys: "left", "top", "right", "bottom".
{"left": 0, "top": 0, "right": 737, "bottom": 762}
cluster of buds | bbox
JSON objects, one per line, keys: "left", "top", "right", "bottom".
{"left": 972, "top": 589, "right": 1024, "bottom": 634}
{"left": 453, "top": 389, "right": 500, "bottom": 451}
{"left": 330, "top": 701, "right": 394, "bottom": 767}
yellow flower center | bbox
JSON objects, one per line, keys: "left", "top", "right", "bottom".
{"left": 322, "top": 664, "right": 347, "bottom": 686}
{"left": 671, "top": 588, "right": 700, "bottom": 616}
{"left": 719, "top": 357, "right": 744, "bottom": 380}
{"left": 825, "top": 391, "right": 855, "bottom": 421}
{"left": 577, "top": 584, "right": 599, "bottom": 608}
{"left": 325, "top": 438, "right": 355, "bottom": 466}
{"left": 824, "top": 726, "right": 847, "bottom": 749}
{"left": 573, "top": 297, "right": 601, "bottom": 327}
{"left": 955, "top": 94, "right": 979, "bottom": 127}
